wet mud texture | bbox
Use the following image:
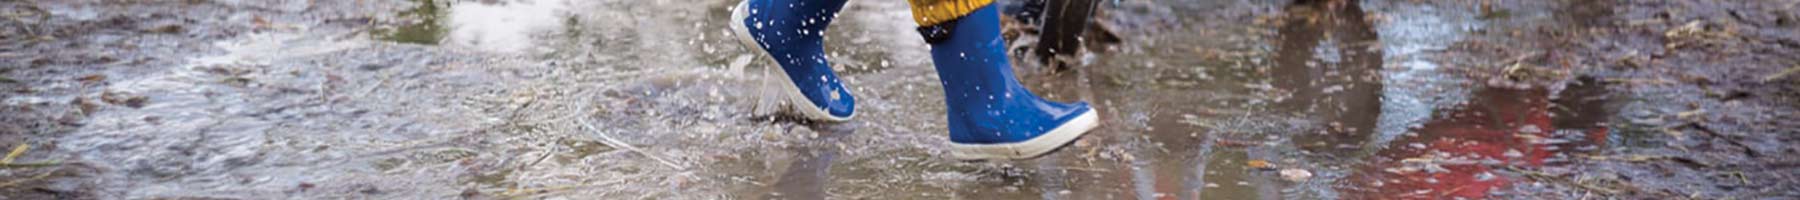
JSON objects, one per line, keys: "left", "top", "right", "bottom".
{"left": 2, "top": 0, "right": 1798, "bottom": 199}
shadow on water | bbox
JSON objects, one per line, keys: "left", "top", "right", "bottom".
{"left": 376, "top": 0, "right": 568, "bottom": 52}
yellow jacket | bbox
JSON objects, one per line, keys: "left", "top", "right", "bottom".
{"left": 908, "top": 0, "right": 994, "bottom": 26}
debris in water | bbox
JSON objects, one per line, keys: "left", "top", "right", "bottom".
{"left": 101, "top": 91, "right": 150, "bottom": 108}
{"left": 1280, "top": 168, "right": 1313, "bottom": 182}
{"left": 2, "top": 143, "right": 28, "bottom": 164}
{"left": 579, "top": 116, "right": 687, "bottom": 170}
{"left": 1664, "top": 21, "right": 1706, "bottom": 39}
{"left": 1474, "top": 172, "right": 1495, "bottom": 181}
{"left": 76, "top": 74, "right": 106, "bottom": 83}
{"left": 1763, "top": 64, "right": 1800, "bottom": 82}
{"left": 1247, "top": 159, "right": 1274, "bottom": 170}
{"left": 147, "top": 25, "right": 183, "bottom": 34}
{"left": 1517, "top": 124, "right": 1541, "bottom": 134}
{"left": 1676, "top": 109, "right": 1706, "bottom": 121}
{"left": 1503, "top": 149, "right": 1524, "bottom": 158}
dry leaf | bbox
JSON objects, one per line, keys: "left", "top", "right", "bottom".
{"left": 1248, "top": 160, "right": 1273, "bottom": 169}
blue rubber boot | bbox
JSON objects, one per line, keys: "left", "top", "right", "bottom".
{"left": 730, "top": 0, "right": 854, "bottom": 121}
{"left": 930, "top": 6, "right": 1100, "bottom": 160}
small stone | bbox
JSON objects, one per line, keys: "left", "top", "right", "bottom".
{"left": 1474, "top": 172, "right": 1496, "bottom": 181}
{"left": 1503, "top": 149, "right": 1524, "bottom": 158}
{"left": 1280, "top": 168, "right": 1313, "bottom": 182}
{"left": 1516, "top": 125, "right": 1542, "bottom": 134}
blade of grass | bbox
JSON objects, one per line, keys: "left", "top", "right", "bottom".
{"left": 2, "top": 143, "right": 29, "bottom": 164}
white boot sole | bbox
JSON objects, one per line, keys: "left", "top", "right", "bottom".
{"left": 730, "top": 0, "right": 852, "bottom": 122}
{"left": 949, "top": 108, "right": 1099, "bottom": 161}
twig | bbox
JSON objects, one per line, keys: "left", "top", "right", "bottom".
{"left": 1761, "top": 64, "right": 1800, "bottom": 83}
{"left": 1045, "top": 166, "right": 1111, "bottom": 172}
{"left": 577, "top": 117, "right": 686, "bottom": 170}
{"left": 0, "top": 161, "right": 61, "bottom": 168}
{"left": 0, "top": 168, "right": 57, "bottom": 188}
{"left": 1671, "top": 122, "right": 1762, "bottom": 158}
{"left": 354, "top": 70, "right": 392, "bottom": 98}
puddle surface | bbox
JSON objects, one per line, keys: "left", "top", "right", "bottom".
{"left": 39, "top": 0, "right": 1640, "bottom": 199}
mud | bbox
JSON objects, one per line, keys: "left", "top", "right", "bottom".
{"left": 2, "top": 0, "right": 1797, "bottom": 199}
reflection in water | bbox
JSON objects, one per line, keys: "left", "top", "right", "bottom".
{"left": 1200, "top": 150, "right": 1263, "bottom": 199}
{"left": 382, "top": 0, "right": 448, "bottom": 45}
{"left": 1270, "top": 0, "right": 1385, "bottom": 159}
{"left": 443, "top": 0, "right": 566, "bottom": 52}
{"left": 380, "top": 0, "right": 568, "bottom": 53}
{"left": 1344, "top": 78, "right": 1612, "bottom": 199}
{"left": 762, "top": 124, "right": 847, "bottom": 200}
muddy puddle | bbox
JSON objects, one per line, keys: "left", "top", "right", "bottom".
{"left": 10, "top": 0, "right": 1780, "bottom": 199}
{"left": 683, "top": 0, "right": 1632, "bottom": 199}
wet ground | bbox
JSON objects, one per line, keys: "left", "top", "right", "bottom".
{"left": 3, "top": 0, "right": 1798, "bottom": 199}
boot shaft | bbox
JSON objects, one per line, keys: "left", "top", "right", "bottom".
{"left": 742, "top": 0, "right": 848, "bottom": 48}
{"left": 926, "top": 6, "right": 1088, "bottom": 144}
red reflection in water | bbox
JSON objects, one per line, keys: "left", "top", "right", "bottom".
{"left": 1346, "top": 87, "right": 1609, "bottom": 199}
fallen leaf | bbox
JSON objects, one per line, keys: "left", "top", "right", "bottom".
{"left": 1248, "top": 160, "right": 1274, "bottom": 169}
